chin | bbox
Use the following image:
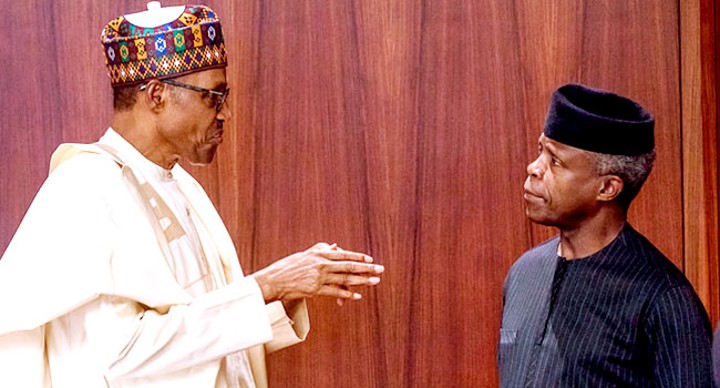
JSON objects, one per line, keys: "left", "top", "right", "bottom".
{"left": 525, "top": 209, "right": 555, "bottom": 227}
{"left": 189, "top": 146, "right": 219, "bottom": 165}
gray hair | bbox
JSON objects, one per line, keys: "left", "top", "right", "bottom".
{"left": 586, "top": 149, "right": 656, "bottom": 207}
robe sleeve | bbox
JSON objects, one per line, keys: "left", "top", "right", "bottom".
{"left": 643, "top": 285, "right": 714, "bottom": 387}
{"left": 102, "top": 277, "right": 274, "bottom": 381}
{"left": 265, "top": 299, "right": 310, "bottom": 354}
{"left": 0, "top": 153, "right": 117, "bottom": 334}
{"left": 0, "top": 328, "right": 50, "bottom": 388}
{"left": 243, "top": 299, "right": 310, "bottom": 388}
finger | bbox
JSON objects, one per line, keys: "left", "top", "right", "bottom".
{"left": 337, "top": 284, "right": 348, "bottom": 306}
{"left": 318, "top": 250, "right": 374, "bottom": 263}
{"left": 309, "top": 242, "right": 333, "bottom": 251}
{"left": 325, "top": 273, "right": 381, "bottom": 287}
{"left": 317, "top": 285, "right": 362, "bottom": 300}
{"left": 326, "top": 262, "right": 384, "bottom": 275}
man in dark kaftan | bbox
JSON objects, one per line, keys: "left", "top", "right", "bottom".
{"left": 498, "top": 84, "right": 714, "bottom": 387}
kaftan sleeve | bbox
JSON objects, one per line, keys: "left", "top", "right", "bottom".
{"left": 0, "top": 153, "right": 116, "bottom": 335}
{"left": 644, "top": 285, "right": 714, "bottom": 387}
{"left": 265, "top": 299, "right": 309, "bottom": 353}
{"left": 100, "top": 277, "right": 274, "bottom": 381}
{"left": 0, "top": 328, "right": 49, "bottom": 388}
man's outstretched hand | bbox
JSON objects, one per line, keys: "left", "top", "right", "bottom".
{"left": 250, "top": 243, "right": 384, "bottom": 305}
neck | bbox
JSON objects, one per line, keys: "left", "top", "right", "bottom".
{"left": 557, "top": 207, "right": 626, "bottom": 259}
{"left": 111, "top": 111, "right": 179, "bottom": 169}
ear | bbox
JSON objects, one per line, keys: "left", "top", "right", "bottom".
{"left": 139, "top": 79, "right": 167, "bottom": 113}
{"left": 597, "top": 175, "right": 624, "bottom": 202}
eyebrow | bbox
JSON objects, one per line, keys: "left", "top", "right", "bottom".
{"left": 202, "top": 80, "right": 227, "bottom": 91}
{"left": 210, "top": 83, "right": 228, "bottom": 92}
{"left": 541, "top": 139, "right": 565, "bottom": 163}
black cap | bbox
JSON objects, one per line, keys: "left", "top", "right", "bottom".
{"left": 543, "top": 84, "right": 655, "bottom": 156}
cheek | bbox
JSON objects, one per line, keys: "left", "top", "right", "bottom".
{"left": 553, "top": 175, "right": 596, "bottom": 206}
{"left": 185, "top": 116, "right": 212, "bottom": 137}
{"left": 544, "top": 172, "right": 574, "bottom": 204}
{"left": 542, "top": 172, "right": 558, "bottom": 195}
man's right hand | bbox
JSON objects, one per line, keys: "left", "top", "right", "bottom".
{"left": 250, "top": 243, "right": 384, "bottom": 304}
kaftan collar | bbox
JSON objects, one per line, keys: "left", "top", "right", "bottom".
{"left": 100, "top": 127, "right": 177, "bottom": 182}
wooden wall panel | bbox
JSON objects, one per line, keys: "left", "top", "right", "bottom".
{"left": 406, "top": 2, "right": 529, "bottom": 385}
{"left": 337, "top": 2, "right": 423, "bottom": 385}
{"left": 0, "top": 0, "right": 713, "bottom": 387}
{"left": 247, "top": 2, "right": 378, "bottom": 386}
{"left": 681, "top": 0, "right": 720, "bottom": 324}
{"left": 715, "top": 0, "right": 720, "bottom": 325}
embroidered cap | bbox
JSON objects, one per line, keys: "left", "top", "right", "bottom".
{"left": 544, "top": 84, "right": 655, "bottom": 156}
{"left": 101, "top": 3, "right": 227, "bottom": 88}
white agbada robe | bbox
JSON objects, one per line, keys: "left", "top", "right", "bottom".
{"left": 0, "top": 128, "right": 309, "bottom": 387}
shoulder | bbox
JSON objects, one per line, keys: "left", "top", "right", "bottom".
{"left": 37, "top": 144, "right": 128, "bottom": 208}
{"left": 504, "top": 236, "right": 559, "bottom": 291}
{"left": 49, "top": 143, "right": 123, "bottom": 182}
{"left": 509, "top": 236, "right": 559, "bottom": 274}
{"left": 621, "top": 228, "right": 712, "bottom": 330}
{"left": 621, "top": 225, "right": 693, "bottom": 290}
{"left": 642, "top": 284, "right": 712, "bottom": 366}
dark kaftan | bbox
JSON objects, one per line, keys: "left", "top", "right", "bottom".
{"left": 499, "top": 224, "right": 713, "bottom": 387}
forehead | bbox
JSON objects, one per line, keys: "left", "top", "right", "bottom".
{"left": 538, "top": 133, "right": 595, "bottom": 166}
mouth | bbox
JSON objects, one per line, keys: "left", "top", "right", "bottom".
{"left": 523, "top": 185, "right": 544, "bottom": 202}
{"left": 209, "top": 129, "right": 224, "bottom": 144}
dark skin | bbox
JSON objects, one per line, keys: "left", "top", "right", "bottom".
{"left": 111, "top": 69, "right": 230, "bottom": 169}
{"left": 524, "top": 134, "right": 626, "bottom": 259}
{"left": 111, "top": 68, "right": 384, "bottom": 306}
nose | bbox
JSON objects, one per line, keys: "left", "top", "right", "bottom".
{"left": 217, "top": 102, "right": 232, "bottom": 122}
{"left": 527, "top": 156, "right": 544, "bottom": 178}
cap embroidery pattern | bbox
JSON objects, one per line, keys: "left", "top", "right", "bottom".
{"left": 101, "top": 5, "right": 227, "bottom": 87}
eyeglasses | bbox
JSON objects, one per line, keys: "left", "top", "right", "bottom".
{"left": 140, "top": 79, "right": 230, "bottom": 112}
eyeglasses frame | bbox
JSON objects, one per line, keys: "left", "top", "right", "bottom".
{"left": 139, "top": 79, "right": 230, "bottom": 112}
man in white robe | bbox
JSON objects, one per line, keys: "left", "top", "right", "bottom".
{"left": 0, "top": 4, "right": 384, "bottom": 387}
